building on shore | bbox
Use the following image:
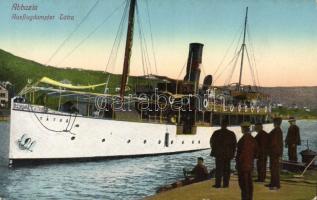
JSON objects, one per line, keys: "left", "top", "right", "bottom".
{"left": 0, "top": 84, "right": 9, "bottom": 108}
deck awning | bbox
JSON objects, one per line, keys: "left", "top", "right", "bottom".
{"left": 38, "top": 77, "right": 106, "bottom": 90}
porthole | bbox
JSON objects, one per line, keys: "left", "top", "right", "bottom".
{"left": 144, "top": 140, "right": 147, "bottom": 144}
{"left": 102, "top": 138, "right": 105, "bottom": 142}
{"left": 46, "top": 118, "right": 49, "bottom": 121}
{"left": 75, "top": 124, "right": 79, "bottom": 127}
{"left": 192, "top": 140, "right": 194, "bottom": 144}
{"left": 198, "top": 140, "right": 200, "bottom": 144}
{"left": 158, "top": 140, "right": 161, "bottom": 144}
{"left": 182, "top": 141, "right": 184, "bottom": 144}
{"left": 171, "top": 140, "right": 173, "bottom": 144}
{"left": 71, "top": 136, "right": 75, "bottom": 140}
{"left": 127, "top": 139, "right": 131, "bottom": 144}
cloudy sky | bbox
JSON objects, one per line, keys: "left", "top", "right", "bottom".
{"left": 1, "top": 0, "right": 317, "bottom": 86}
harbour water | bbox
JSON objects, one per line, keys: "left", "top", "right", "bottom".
{"left": 0, "top": 120, "right": 316, "bottom": 199}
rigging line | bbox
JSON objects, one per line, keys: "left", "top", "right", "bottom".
{"left": 105, "top": 0, "right": 129, "bottom": 86}
{"left": 246, "top": 24, "right": 261, "bottom": 87}
{"left": 145, "top": 0, "right": 158, "bottom": 74}
{"left": 225, "top": 48, "right": 241, "bottom": 86}
{"left": 136, "top": 4, "right": 153, "bottom": 77}
{"left": 136, "top": 6, "right": 147, "bottom": 76}
{"left": 136, "top": 5, "right": 153, "bottom": 75}
{"left": 245, "top": 46, "right": 257, "bottom": 87}
{"left": 213, "top": 47, "right": 241, "bottom": 83}
{"left": 213, "top": 22, "right": 244, "bottom": 77}
{"left": 137, "top": 14, "right": 147, "bottom": 76}
{"left": 176, "top": 60, "right": 187, "bottom": 80}
{"left": 201, "top": 63, "right": 206, "bottom": 77}
{"left": 45, "top": 0, "right": 101, "bottom": 66}
{"left": 57, "top": 0, "right": 126, "bottom": 66}
{"left": 106, "top": 2, "right": 128, "bottom": 73}
{"left": 136, "top": 7, "right": 148, "bottom": 76}
{"left": 246, "top": 25, "right": 256, "bottom": 73}
{"left": 213, "top": 23, "right": 244, "bottom": 84}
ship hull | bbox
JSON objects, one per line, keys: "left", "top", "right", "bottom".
{"left": 4, "top": 102, "right": 273, "bottom": 167}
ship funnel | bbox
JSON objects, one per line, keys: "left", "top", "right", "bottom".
{"left": 184, "top": 43, "right": 204, "bottom": 92}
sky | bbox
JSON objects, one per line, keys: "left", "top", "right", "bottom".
{"left": 0, "top": 0, "right": 317, "bottom": 87}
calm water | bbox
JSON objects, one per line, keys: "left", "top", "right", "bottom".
{"left": 0, "top": 120, "right": 316, "bottom": 199}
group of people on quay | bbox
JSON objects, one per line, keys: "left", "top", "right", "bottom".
{"left": 188, "top": 117, "right": 301, "bottom": 200}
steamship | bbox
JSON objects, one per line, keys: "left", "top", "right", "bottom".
{"left": 1, "top": 1, "right": 273, "bottom": 167}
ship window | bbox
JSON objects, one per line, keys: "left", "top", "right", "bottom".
{"left": 198, "top": 140, "right": 200, "bottom": 144}
{"left": 60, "top": 119, "right": 62, "bottom": 122}
{"left": 158, "top": 140, "right": 161, "bottom": 144}
{"left": 46, "top": 118, "right": 49, "bottom": 121}
{"left": 102, "top": 138, "right": 105, "bottom": 142}
{"left": 182, "top": 141, "right": 184, "bottom": 144}
{"left": 127, "top": 139, "right": 131, "bottom": 144}
{"left": 71, "top": 136, "right": 75, "bottom": 140}
{"left": 144, "top": 140, "right": 147, "bottom": 144}
{"left": 192, "top": 140, "right": 194, "bottom": 144}
{"left": 75, "top": 124, "right": 79, "bottom": 127}
{"left": 171, "top": 140, "right": 173, "bottom": 144}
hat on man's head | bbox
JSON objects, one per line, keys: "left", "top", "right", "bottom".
{"left": 241, "top": 121, "right": 251, "bottom": 127}
{"left": 273, "top": 117, "right": 282, "bottom": 125}
{"left": 288, "top": 116, "right": 296, "bottom": 122}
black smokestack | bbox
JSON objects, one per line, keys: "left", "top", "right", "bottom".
{"left": 184, "top": 43, "right": 204, "bottom": 91}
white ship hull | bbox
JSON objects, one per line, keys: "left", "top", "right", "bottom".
{"left": 2, "top": 102, "right": 273, "bottom": 166}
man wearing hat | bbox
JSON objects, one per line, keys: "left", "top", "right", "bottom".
{"left": 267, "top": 117, "right": 283, "bottom": 190}
{"left": 236, "top": 122, "right": 258, "bottom": 200}
{"left": 210, "top": 118, "right": 237, "bottom": 188}
{"left": 254, "top": 122, "right": 269, "bottom": 182}
{"left": 285, "top": 117, "right": 301, "bottom": 162}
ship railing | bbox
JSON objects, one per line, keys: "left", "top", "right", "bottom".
{"left": 205, "top": 103, "right": 270, "bottom": 115}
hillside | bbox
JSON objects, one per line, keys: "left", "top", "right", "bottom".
{"left": 262, "top": 87, "right": 317, "bottom": 109}
{"left": 0, "top": 49, "right": 316, "bottom": 110}
{"left": 0, "top": 49, "right": 154, "bottom": 94}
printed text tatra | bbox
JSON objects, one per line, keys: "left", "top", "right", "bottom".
{"left": 60, "top": 14, "right": 74, "bottom": 20}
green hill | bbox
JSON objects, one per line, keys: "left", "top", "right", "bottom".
{"left": 0, "top": 49, "right": 155, "bottom": 94}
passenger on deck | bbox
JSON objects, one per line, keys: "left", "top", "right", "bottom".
{"left": 210, "top": 118, "right": 237, "bottom": 188}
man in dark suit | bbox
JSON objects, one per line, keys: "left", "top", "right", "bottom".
{"left": 254, "top": 122, "right": 269, "bottom": 182}
{"left": 285, "top": 117, "right": 301, "bottom": 162}
{"left": 210, "top": 119, "right": 237, "bottom": 188}
{"left": 267, "top": 117, "right": 283, "bottom": 190}
{"left": 236, "top": 122, "right": 258, "bottom": 200}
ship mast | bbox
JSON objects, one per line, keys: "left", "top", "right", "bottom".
{"left": 238, "top": 6, "right": 248, "bottom": 92}
{"left": 120, "top": 0, "right": 136, "bottom": 98}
